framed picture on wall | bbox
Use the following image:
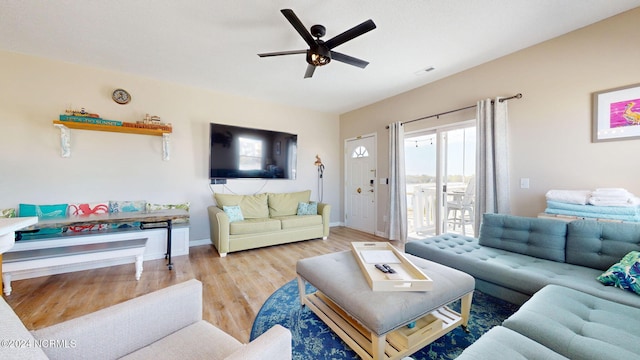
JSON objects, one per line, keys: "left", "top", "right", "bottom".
{"left": 592, "top": 83, "right": 640, "bottom": 142}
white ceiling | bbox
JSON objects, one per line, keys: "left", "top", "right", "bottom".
{"left": 2, "top": 1, "right": 639, "bottom": 114}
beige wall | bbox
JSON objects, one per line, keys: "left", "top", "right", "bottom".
{"left": 0, "top": 51, "right": 340, "bottom": 242}
{"left": 341, "top": 8, "right": 640, "bottom": 236}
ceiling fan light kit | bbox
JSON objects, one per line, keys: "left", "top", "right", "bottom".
{"left": 258, "top": 9, "right": 376, "bottom": 78}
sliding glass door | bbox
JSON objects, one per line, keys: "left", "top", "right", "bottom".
{"left": 406, "top": 121, "right": 476, "bottom": 237}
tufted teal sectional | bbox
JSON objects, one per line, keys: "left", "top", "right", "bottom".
{"left": 405, "top": 213, "right": 640, "bottom": 307}
{"left": 406, "top": 213, "right": 640, "bottom": 359}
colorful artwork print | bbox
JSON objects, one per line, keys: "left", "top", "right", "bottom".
{"left": 610, "top": 98, "right": 640, "bottom": 128}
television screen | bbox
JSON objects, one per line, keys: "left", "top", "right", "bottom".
{"left": 209, "top": 123, "right": 297, "bottom": 180}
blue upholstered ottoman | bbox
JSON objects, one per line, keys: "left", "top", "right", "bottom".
{"left": 296, "top": 250, "right": 475, "bottom": 360}
{"left": 503, "top": 284, "right": 640, "bottom": 360}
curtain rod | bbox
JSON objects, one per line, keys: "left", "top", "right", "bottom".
{"left": 386, "top": 93, "right": 522, "bottom": 129}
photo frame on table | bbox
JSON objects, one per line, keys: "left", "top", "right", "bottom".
{"left": 592, "top": 83, "right": 640, "bottom": 142}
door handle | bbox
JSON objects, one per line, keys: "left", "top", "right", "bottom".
{"left": 357, "top": 187, "right": 362, "bottom": 193}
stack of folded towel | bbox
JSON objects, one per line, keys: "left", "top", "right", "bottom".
{"left": 589, "top": 188, "right": 640, "bottom": 206}
{"left": 544, "top": 188, "right": 640, "bottom": 222}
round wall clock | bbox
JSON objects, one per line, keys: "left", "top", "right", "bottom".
{"left": 112, "top": 88, "right": 131, "bottom": 104}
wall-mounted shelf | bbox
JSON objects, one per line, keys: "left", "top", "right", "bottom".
{"left": 52, "top": 120, "right": 171, "bottom": 136}
{"left": 53, "top": 120, "right": 171, "bottom": 160}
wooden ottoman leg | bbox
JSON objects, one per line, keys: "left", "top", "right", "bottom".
{"left": 460, "top": 291, "right": 473, "bottom": 332}
{"left": 296, "top": 275, "right": 307, "bottom": 307}
{"left": 372, "top": 333, "right": 386, "bottom": 360}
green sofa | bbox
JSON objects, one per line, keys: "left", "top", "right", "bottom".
{"left": 207, "top": 190, "right": 330, "bottom": 257}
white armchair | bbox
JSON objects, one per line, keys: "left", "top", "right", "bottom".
{"left": 22, "top": 279, "right": 292, "bottom": 360}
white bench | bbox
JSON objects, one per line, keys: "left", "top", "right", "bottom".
{"left": 2, "top": 238, "right": 147, "bottom": 296}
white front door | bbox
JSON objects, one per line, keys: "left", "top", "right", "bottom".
{"left": 345, "top": 135, "right": 377, "bottom": 233}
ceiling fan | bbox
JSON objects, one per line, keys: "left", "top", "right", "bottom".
{"left": 258, "top": 9, "right": 376, "bottom": 78}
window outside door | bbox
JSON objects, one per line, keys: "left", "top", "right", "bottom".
{"left": 405, "top": 122, "right": 476, "bottom": 237}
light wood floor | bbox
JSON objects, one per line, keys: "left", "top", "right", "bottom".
{"left": 5, "top": 227, "right": 397, "bottom": 343}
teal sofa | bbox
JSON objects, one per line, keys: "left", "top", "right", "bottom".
{"left": 405, "top": 213, "right": 640, "bottom": 307}
{"left": 456, "top": 284, "right": 640, "bottom": 360}
{"left": 208, "top": 190, "right": 330, "bottom": 257}
{"left": 406, "top": 213, "right": 640, "bottom": 359}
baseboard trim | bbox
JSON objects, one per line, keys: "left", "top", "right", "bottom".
{"left": 189, "top": 238, "right": 211, "bottom": 247}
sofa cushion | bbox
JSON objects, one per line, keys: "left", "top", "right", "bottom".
{"left": 229, "top": 218, "right": 281, "bottom": 235}
{"left": 566, "top": 220, "right": 640, "bottom": 270}
{"left": 215, "top": 193, "right": 269, "bottom": 219}
{"left": 478, "top": 213, "right": 568, "bottom": 262}
{"left": 455, "top": 326, "right": 569, "bottom": 360}
{"left": 276, "top": 214, "right": 322, "bottom": 229}
{"left": 597, "top": 251, "right": 640, "bottom": 295}
{"left": 121, "top": 320, "right": 242, "bottom": 360}
{"left": 268, "top": 190, "right": 311, "bottom": 217}
{"left": 503, "top": 284, "right": 640, "bottom": 360}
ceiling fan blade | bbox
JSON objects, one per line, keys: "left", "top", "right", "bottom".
{"left": 281, "top": 9, "right": 316, "bottom": 48}
{"left": 325, "top": 19, "right": 376, "bottom": 49}
{"left": 330, "top": 51, "right": 369, "bottom": 68}
{"left": 304, "top": 64, "right": 316, "bottom": 78}
{"left": 258, "top": 50, "right": 306, "bottom": 57}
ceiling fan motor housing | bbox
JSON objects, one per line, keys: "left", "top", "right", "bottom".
{"left": 307, "top": 40, "right": 331, "bottom": 66}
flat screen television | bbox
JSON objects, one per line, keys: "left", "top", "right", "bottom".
{"left": 209, "top": 123, "right": 297, "bottom": 180}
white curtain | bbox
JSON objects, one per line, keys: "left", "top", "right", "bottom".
{"left": 475, "top": 98, "right": 510, "bottom": 234}
{"left": 387, "top": 121, "right": 407, "bottom": 242}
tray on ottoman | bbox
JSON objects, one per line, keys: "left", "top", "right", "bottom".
{"left": 351, "top": 242, "right": 433, "bottom": 291}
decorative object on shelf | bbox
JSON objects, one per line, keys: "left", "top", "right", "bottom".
{"left": 136, "top": 114, "right": 172, "bottom": 131}
{"left": 593, "top": 82, "right": 640, "bottom": 142}
{"left": 112, "top": 88, "right": 131, "bottom": 104}
{"left": 64, "top": 107, "right": 100, "bottom": 118}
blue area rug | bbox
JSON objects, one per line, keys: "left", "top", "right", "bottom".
{"left": 251, "top": 279, "right": 519, "bottom": 359}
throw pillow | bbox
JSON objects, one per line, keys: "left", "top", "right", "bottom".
{"left": 146, "top": 202, "right": 190, "bottom": 224}
{"left": 67, "top": 202, "right": 109, "bottom": 232}
{"left": 109, "top": 200, "right": 147, "bottom": 213}
{"left": 223, "top": 205, "right": 244, "bottom": 223}
{"left": 19, "top": 203, "right": 68, "bottom": 235}
{"left": 1, "top": 208, "right": 16, "bottom": 218}
{"left": 597, "top": 251, "right": 640, "bottom": 295}
{"left": 297, "top": 201, "right": 318, "bottom": 216}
